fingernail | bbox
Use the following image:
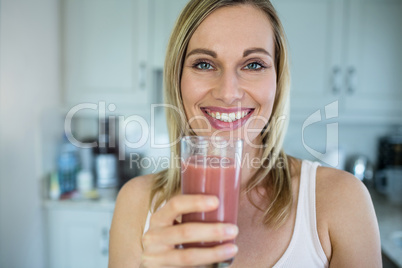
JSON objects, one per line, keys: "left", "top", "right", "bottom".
{"left": 225, "top": 225, "right": 238, "bottom": 236}
{"left": 224, "top": 244, "right": 238, "bottom": 256}
{"left": 206, "top": 196, "right": 219, "bottom": 207}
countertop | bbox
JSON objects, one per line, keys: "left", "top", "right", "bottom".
{"left": 43, "top": 198, "right": 115, "bottom": 211}
{"left": 370, "top": 189, "right": 402, "bottom": 267}
{"left": 43, "top": 188, "right": 117, "bottom": 211}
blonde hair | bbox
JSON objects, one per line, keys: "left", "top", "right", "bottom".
{"left": 150, "top": 0, "right": 292, "bottom": 227}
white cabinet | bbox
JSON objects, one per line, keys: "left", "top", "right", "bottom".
{"left": 62, "top": 0, "right": 153, "bottom": 111}
{"left": 272, "top": 0, "right": 402, "bottom": 122}
{"left": 150, "top": 0, "right": 189, "bottom": 68}
{"left": 272, "top": 0, "right": 341, "bottom": 117}
{"left": 45, "top": 201, "right": 114, "bottom": 268}
{"left": 344, "top": 0, "right": 402, "bottom": 118}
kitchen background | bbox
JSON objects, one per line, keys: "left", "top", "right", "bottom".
{"left": 0, "top": 0, "right": 401, "bottom": 267}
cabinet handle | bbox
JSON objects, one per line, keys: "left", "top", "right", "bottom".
{"left": 331, "top": 66, "right": 342, "bottom": 94}
{"left": 346, "top": 67, "right": 357, "bottom": 94}
{"left": 139, "top": 62, "right": 146, "bottom": 90}
{"left": 100, "top": 227, "right": 109, "bottom": 256}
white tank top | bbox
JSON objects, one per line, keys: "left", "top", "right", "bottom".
{"left": 143, "top": 160, "right": 329, "bottom": 267}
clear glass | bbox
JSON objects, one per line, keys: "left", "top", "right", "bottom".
{"left": 181, "top": 136, "right": 243, "bottom": 267}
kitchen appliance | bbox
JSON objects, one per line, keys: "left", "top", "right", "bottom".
{"left": 346, "top": 155, "right": 374, "bottom": 187}
{"left": 375, "top": 168, "right": 402, "bottom": 205}
{"left": 375, "top": 126, "right": 402, "bottom": 204}
{"left": 377, "top": 128, "right": 402, "bottom": 170}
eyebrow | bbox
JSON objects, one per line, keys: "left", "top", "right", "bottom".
{"left": 186, "top": 47, "right": 272, "bottom": 59}
{"left": 186, "top": 48, "right": 217, "bottom": 58}
{"left": 243, "top": 47, "right": 272, "bottom": 58}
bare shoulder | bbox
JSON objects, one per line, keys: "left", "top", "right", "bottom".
{"left": 117, "top": 173, "right": 154, "bottom": 206}
{"left": 316, "top": 166, "right": 371, "bottom": 210}
{"left": 316, "top": 166, "right": 381, "bottom": 267}
{"left": 113, "top": 174, "right": 155, "bottom": 223}
{"left": 109, "top": 174, "right": 156, "bottom": 268}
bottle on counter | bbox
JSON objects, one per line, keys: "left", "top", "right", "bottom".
{"left": 94, "top": 118, "right": 119, "bottom": 199}
{"left": 76, "top": 169, "right": 95, "bottom": 195}
{"left": 57, "top": 134, "right": 79, "bottom": 196}
{"left": 49, "top": 172, "right": 61, "bottom": 200}
{"left": 77, "top": 138, "right": 96, "bottom": 195}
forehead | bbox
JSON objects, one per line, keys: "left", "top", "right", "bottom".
{"left": 187, "top": 4, "right": 275, "bottom": 56}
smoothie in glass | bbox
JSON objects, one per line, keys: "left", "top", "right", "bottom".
{"left": 181, "top": 155, "right": 240, "bottom": 247}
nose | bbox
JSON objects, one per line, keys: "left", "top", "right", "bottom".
{"left": 212, "top": 70, "right": 244, "bottom": 105}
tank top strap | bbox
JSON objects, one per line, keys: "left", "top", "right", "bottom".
{"left": 300, "top": 160, "right": 329, "bottom": 266}
{"left": 143, "top": 200, "right": 166, "bottom": 236}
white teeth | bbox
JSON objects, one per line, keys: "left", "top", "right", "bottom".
{"left": 206, "top": 110, "right": 250, "bottom": 122}
{"left": 221, "top": 113, "right": 229, "bottom": 122}
{"left": 229, "top": 113, "right": 236, "bottom": 122}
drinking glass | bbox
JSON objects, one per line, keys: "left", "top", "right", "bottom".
{"left": 181, "top": 136, "right": 243, "bottom": 267}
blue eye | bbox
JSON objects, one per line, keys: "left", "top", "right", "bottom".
{"left": 195, "top": 62, "right": 213, "bottom": 70}
{"left": 245, "top": 62, "right": 263, "bottom": 70}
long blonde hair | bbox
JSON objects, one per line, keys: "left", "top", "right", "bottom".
{"left": 150, "top": 0, "right": 292, "bottom": 228}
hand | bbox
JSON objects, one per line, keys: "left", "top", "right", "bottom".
{"left": 140, "top": 194, "right": 239, "bottom": 267}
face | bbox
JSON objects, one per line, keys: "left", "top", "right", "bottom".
{"left": 181, "top": 4, "right": 277, "bottom": 146}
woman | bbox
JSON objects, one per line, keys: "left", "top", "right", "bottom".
{"left": 109, "top": 0, "right": 381, "bottom": 267}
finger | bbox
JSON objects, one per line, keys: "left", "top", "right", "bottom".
{"left": 142, "top": 223, "right": 238, "bottom": 253}
{"left": 146, "top": 223, "right": 238, "bottom": 248}
{"left": 150, "top": 195, "right": 219, "bottom": 228}
{"left": 142, "top": 243, "right": 238, "bottom": 267}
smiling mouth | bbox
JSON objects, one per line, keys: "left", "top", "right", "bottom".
{"left": 202, "top": 108, "right": 254, "bottom": 123}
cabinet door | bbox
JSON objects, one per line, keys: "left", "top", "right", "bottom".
{"left": 151, "top": 0, "right": 189, "bottom": 68}
{"left": 47, "top": 209, "right": 113, "bottom": 268}
{"left": 63, "top": 0, "right": 152, "bottom": 111}
{"left": 272, "top": 0, "right": 343, "bottom": 119}
{"left": 344, "top": 0, "right": 402, "bottom": 119}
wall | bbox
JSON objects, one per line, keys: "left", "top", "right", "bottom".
{"left": 0, "top": 0, "right": 60, "bottom": 267}
{"left": 285, "top": 119, "right": 393, "bottom": 170}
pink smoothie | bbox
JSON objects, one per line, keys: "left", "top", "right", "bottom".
{"left": 181, "top": 155, "right": 241, "bottom": 248}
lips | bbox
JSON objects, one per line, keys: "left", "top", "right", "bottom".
{"left": 200, "top": 107, "right": 254, "bottom": 130}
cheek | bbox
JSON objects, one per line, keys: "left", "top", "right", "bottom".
{"left": 180, "top": 71, "right": 206, "bottom": 121}
{"left": 266, "top": 84, "right": 277, "bottom": 108}
{"left": 253, "top": 75, "right": 277, "bottom": 109}
{"left": 180, "top": 72, "right": 194, "bottom": 115}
